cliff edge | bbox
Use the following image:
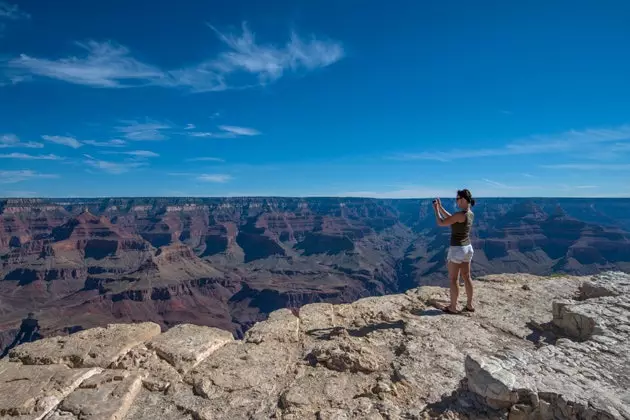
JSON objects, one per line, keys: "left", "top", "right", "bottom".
{"left": 0, "top": 271, "right": 628, "bottom": 420}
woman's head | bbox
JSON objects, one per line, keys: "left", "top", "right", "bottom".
{"left": 456, "top": 189, "right": 475, "bottom": 209}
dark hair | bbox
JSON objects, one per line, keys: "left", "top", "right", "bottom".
{"left": 457, "top": 189, "right": 475, "bottom": 207}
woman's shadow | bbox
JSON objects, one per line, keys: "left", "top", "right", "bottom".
{"left": 0, "top": 314, "right": 42, "bottom": 359}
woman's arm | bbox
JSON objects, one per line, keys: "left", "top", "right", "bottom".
{"left": 433, "top": 202, "right": 465, "bottom": 227}
{"left": 438, "top": 199, "right": 452, "bottom": 218}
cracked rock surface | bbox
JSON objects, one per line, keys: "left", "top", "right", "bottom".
{"left": 0, "top": 271, "right": 628, "bottom": 419}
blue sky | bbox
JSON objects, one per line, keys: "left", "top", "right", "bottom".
{"left": 1, "top": 0, "right": 630, "bottom": 198}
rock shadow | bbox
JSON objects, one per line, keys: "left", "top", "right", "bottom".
{"left": 412, "top": 308, "right": 443, "bottom": 317}
{"left": 525, "top": 321, "right": 556, "bottom": 346}
{"left": 420, "top": 379, "right": 506, "bottom": 419}
{"left": 306, "top": 320, "right": 405, "bottom": 340}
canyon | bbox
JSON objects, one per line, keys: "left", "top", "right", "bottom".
{"left": 1, "top": 197, "right": 630, "bottom": 349}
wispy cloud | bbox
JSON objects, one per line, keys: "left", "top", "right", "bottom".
{"left": 104, "top": 150, "right": 159, "bottom": 157}
{"left": 197, "top": 174, "right": 232, "bottom": 183}
{"left": 612, "top": 142, "right": 630, "bottom": 152}
{"left": 115, "top": 120, "right": 171, "bottom": 141}
{"left": 393, "top": 125, "right": 630, "bottom": 162}
{"left": 0, "top": 2, "right": 29, "bottom": 20}
{"left": 0, "top": 170, "right": 57, "bottom": 184}
{"left": 522, "top": 173, "right": 536, "bottom": 178}
{"left": 0, "top": 190, "right": 39, "bottom": 197}
{"left": 541, "top": 163, "right": 630, "bottom": 170}
{"left": 0, "top": 152, "right": 63, "bottom": 160}
{"left": 83, "top": 139, "right": 127, "bottom": 147}
{"left": 0, "top": 134, "right": 43, "bottom": 149}
{"left": 3, "top": 23, "right": 343, "bottom": 91}
{"left": 218, "top": 125, "right": 260, "bottom": 136}
{"left": 42, "top": 135, "right": 83, "bottom": 148}
{"left": 124, "top": 150, "right": 159, "bottom": 157}
{"left": 6, "top": 41, "right": 165, "bottom": 88}
{"left": 186, "top": 157, "right": 225, "bottom": 162}
{"left": 335, "top": 186, "right": 454, "bottom": 199}
{"left": 184, "top": 124, "right": 196, "bottom": 130}
{"left": 83, "top": 154, "right": 146, "bottom": 174}
{"left": 479, "top": 178, "right": 542, "bottom": 191}
{"left": 188, "top": 132, "right": 215, "bottom": 138}
{"left": 187, "top": 125, "right": 261, "bottom": 139}
{"left": 482, "top": 178, "right": 509, "bottom": 188}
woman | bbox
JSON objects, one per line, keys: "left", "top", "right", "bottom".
{"left": 432, "top": 189, "right": 476, "bottom": 314}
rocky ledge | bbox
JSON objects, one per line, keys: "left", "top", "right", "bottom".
{"left": 0, "top": 271, "right": 628, "bottom": 420}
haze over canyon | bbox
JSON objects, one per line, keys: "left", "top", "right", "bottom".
{"left": 1, "top": 196, "right": 629, "bottom": 350}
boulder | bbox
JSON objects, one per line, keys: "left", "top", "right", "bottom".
{"left": 9, "top": 322, "right": 161, "bottom": 368}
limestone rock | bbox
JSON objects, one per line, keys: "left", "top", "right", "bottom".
{"left": 47, "top": 370, "right": 143, "bottom": 420}
{"left": 465, "top": 272, "right": 630, "bottom": 420}
{"left": 299, "top": 303, "right": 336, "bottom": 332}
{"left": 9, "top": 322, "right": 161, "bottom": 368}
{"left": 244, "top": 308, "right": 300, "bottom": 344}
{"left": 146, "top": 324, "right": 233, "bottom": 374}
{"left": 1, "top": 271, "right": 629, "bottom": 420}
{"left": 306, "top": 340, "right": 384, "bottom": 373}
{"left": 110, "top": 344, "right": 181, "bottom": 392}
{"left": 0, "top": 362, "right": 100, "bottom": 420}
{"left": 580, "top": 271, "right": 630, "bottom": 299}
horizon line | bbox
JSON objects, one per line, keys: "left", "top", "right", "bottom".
{"left": 1, "top": 195, "right": 628, "bottom": 200}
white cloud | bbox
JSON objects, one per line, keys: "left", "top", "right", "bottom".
{"left": 334, "top": 187, "right": 453, "bottom": 199}
{"left": 115, "top": 120, "right": 170, "bottom": 141}
{"left": 187, "top": 125, "right": 261, "bottom": 139}
{"left": 184, "top": 124, "right": 196, "bottom": 130}
{"left": 218, "top": 125, "right": 260, "bottom": 136}
{"left": 42, "top": 135, "right": 83, "bottom": 148}
{"left": 83, "top": 139, "right": 127, "bottom": 147}
{"left": 0, "top": 2, "right": 29, "bottom": 20}
{"left": 186, "top": 156, "right": 225, "bottom": 162}
{"left": 393, "top": 125, "right": 630, "bottom": 162}
{"left": 482, "top": 178, "right": 509, "bottom": 188}
{"left": 0, "top": 152, "right": 63, "bottom": 160}
{"left": 480, "top": 178, "right": 539, "bottom": 190}
{"left": 0, "top": 170, "right": 57, "bottom": 184}
{"left": 0, "top": 134, "right": 43, "bottom": 148}
{"left": 121, "top": 150, "right": 159, "bottom": 157}
{"left": 612, "top": 142, "right": 630, "bottom": 152}
{"left": 7, "top": 41, "right": 164, "bottom": 88}
{"left": 4, "top": 23, "right": 343, "bottom": 91}
{"left": 0, "top": 190, "right": 38, "bottom": 197}
{"left": 541, "top": 163, "right": 630, "bottom": 170}
{"left": 83, "top": 154, "right": 146, "bottom": 174}
{"left": 188, "top": 132, "right": 215, "bottom": 138}
{"left": 197, "top": 174, "right": 232, "bottom": 183}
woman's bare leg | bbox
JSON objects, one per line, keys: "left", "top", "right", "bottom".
{"left": 460, "top": 261, "right": 474, "bottom": 309}
{"left": 448, "top": 261, "right": 460, "bottom": 311}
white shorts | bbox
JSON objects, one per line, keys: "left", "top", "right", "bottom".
{"left": 447, "top": 244, "right": 474, "bottom": 264}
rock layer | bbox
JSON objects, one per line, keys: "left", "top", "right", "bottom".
{"left": 3, "top": 197, "right": 630, "bottom": 351}
{"left": 0, "top": 271, "right": 628, "bottom": 419}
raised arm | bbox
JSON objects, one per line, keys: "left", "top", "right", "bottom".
{"left": 433, "top": 201, "right": 465, "bottom": 227}
{"left": 436, "top": 198, "right": 451, "bottom": 218}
